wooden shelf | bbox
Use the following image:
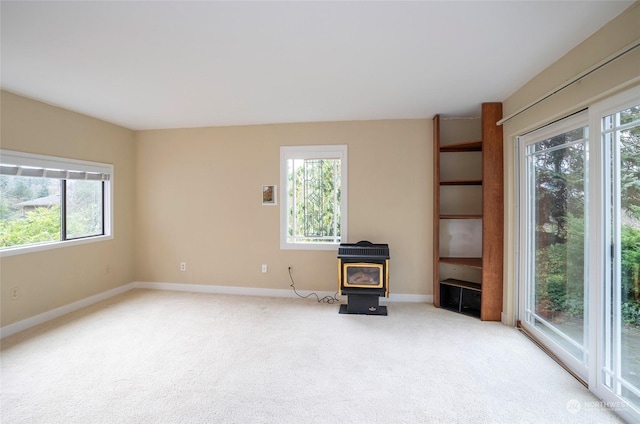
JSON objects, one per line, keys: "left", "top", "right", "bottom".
{"left": 440, "top": 179, "right": 482, "bottom": 186}
{"left": 440, "top": 141, "right": 482, "bottom": 152}
{"left": 439, "top": 257, "right": 483, "bottom": 268}
{"left": 441, "top": 278, "right": 481, "bottom": 291}
{"left": 440, "top": 215, "right": 482, "bottom": 220}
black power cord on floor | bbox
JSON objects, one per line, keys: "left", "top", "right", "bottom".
{"left": 288, "top": 266, "right": 340, "bottom": 304}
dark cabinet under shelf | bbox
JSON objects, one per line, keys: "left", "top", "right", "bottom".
{"left": 440, "top": 279, "right": 481, "bottom": 318}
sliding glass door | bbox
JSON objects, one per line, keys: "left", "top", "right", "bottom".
{"left": 596, "top": 96, "right": 640, "bottom": 417}
{"left": 519, "top": 112, "right": 589, "bottom": 380}
{"left": 518, "top": 86, "right": 640, "bottom": 422}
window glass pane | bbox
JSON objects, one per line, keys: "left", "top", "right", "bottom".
{"left": 65, "top": 180, "right": 103, "bottom": 239}
{"left": 620, "top": 105, "right": 640, "bottom": 125}
{"left": 531, "top": 127, "right": 585, "bottom": 153}
{"left": 526, "top": 126, "right": 588, "bottom": 363}
{"left": 619, "top": 130, "right": 640, "bottom": 396}
{"left": 0, "top": 175, "right": 61, "bottom": 247}
{"left": 287, "top": 158, "right": 341, "bottom": 244}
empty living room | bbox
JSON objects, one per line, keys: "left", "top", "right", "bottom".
{"left": 1, "top": 1, "right": 639, "bottom": 423}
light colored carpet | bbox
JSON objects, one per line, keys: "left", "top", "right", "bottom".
{"left": 0, "top": 289, "right": 626, "bottom": 423}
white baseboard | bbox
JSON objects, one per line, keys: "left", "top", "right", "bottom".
{"left": 386, "top": 293, "right": 433, "bottom": 303}
{"left": 1, "top": 281, "right": 433, "bottom": 339}
{"left": 134, "top": 281, "right": 433, "bottom": 304}
{"left": 0, "top": 282, "right": 136, "bottom": 339}
{"left": 134, "top": 281, "right": 324, "bottom": 299}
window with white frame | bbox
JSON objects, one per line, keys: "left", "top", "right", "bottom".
{"left": 0, "top": 150, "right": 112, "bottom": 255}
{"left": 280, "top": 145, "right": 347, "bottom": 250}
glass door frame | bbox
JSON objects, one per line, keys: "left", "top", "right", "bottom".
{"left": 588, "top": 85, "right": 640, "bottom": 424}
{"left": 517, "top": 110, "right": 590, "bottom": 382}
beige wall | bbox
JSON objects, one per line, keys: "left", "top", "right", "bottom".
{"left": 0, "top": 91, "right": 136, "bottom": 326}
{"left": 134, "top": 120, "right": 432, "bottom": 295}
{"left": 0, "top": 93, "right": 431, "bottom": 328}
{"left": 501, "top": 3, "right": 640, "bottom": 324}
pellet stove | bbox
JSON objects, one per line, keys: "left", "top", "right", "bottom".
{"left": 337, "top": 241, "right": 390, "bottom": 315}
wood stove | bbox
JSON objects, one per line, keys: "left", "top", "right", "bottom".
{"left": 337, "top": 241, "right": 390, "bottom": 315}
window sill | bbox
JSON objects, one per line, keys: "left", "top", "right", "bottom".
{"left": 0, "top": 234, "right": 113, "bottom": 257}
{"left": 280, "top": 242, "right": 340, "bottom": 251}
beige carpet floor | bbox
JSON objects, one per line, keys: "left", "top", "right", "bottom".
{"left": 0, "top": 289, "right": 626, "bottom": 423}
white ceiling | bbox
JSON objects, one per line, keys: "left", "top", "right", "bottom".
{"left": 0, "top": 1, "right": 633, "bottom": 130}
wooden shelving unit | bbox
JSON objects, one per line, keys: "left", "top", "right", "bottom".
{"left": 433, "top": 103, "right": 504, "bottom": 321}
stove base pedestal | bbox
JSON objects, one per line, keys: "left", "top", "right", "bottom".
{"left": 339, "top": 294, "right": 387, "bottom": 316}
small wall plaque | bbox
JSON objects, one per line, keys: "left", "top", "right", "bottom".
{"left": 262, "top": 185, "right": 277, "bottom": 205}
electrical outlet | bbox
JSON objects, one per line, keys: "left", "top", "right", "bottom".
{"left": 180, "top": 262, "right": 187, "bottom": 272}
{"left": 10, "top": 287, "right": 18, "bottom": 300}
{"left": 261, "top": 264, "right": 268, "bottom": 273}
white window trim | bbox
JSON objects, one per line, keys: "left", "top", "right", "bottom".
{"left": 280, "top": 145, "right": 348, "bottom": 251}
{"left": 0, "top": 150, "right": 114, "bottom": 257}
